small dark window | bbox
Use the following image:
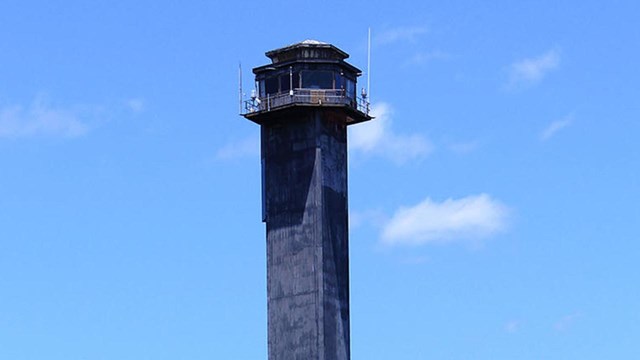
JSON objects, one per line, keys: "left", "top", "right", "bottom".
{"left": 280, "top": 72, "right": 300, "bottom": 92}
{"left": 335, "top": 72, "right": 344, "bottom": 91}
{"left": 264, "top": 77, "right": 279, "bottom": 95}
{"left": 280, "top": 74, "right": 290, "bottom": 92}
{"left": 345, "top": 78, "right": 356, "bottom": 99}
{"left": 292, "top": 73, "right": 300, "bottom": 89}
{"left": 302, "top": 71, "right": 333, "bottom": 89}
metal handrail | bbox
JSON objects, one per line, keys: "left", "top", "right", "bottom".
{"left": 244, "top": 88, "right": 370, "bottom": 115}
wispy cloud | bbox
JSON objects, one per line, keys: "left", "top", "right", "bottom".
{"left": 375, "top": 26, "right": 428, "bottom": 45}
{"left": 541, "top": 114, "right": 573, "bottom": 141}
{"left": 216, "top": 134, "right": 260, "bottom": 160}
{"left": 400, "top": 255, "right": 429, "bottom": 265}
{"left": 554, "top": 313, "right": 582, "bottom": 331}
{"left": 405, "top": 50, "right": 450, "bottom": 66}
{"left": 448, "top": 140, "right": 480, "bottom": 154}
{"left": 349, "top": 209, "right": 387, "bottom": 230}
{"left": 126, "top": 98, "right": 145, "bottom": 114}
{"left": 508, "top": 49, "right": 560, "bottom": 87}
{"left": 349, "top": 102, "right": 432, "bottom": 164}
{"left": 0, "top": 97, "right": 90, "bottom": 139}
{"left": 381, "top": 194, "right": 509, "bottom": 246}
{"left": 505, "top": 320, "right": 520, "bottom": 333}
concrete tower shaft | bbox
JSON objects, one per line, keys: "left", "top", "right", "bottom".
{"left": 243, "top": 40, "right": 371, "bottom": 360}
{"left": 264, "top": 110, "right": 349, "bottom": 359}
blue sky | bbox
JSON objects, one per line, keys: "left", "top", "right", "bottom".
{"left": 1, "top": 1, "right": 639, "bottom": 359}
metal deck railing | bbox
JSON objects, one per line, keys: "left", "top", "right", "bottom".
{"left": 244, "top": 88, "right": 370, "bottom": 116}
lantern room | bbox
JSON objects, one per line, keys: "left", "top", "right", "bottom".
{"left": 242, "top": 40, "right": 372, "bottom": 125}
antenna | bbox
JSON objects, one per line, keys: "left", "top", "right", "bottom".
{"left": 238, "top": 62, "right": 243, "bottom": 114}
{"left": 367, "top": 27, "right": 371, "bottom": 105}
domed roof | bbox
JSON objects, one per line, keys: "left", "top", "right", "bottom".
{"left": 299, "top": 39, "right": 328, "bottom": 45}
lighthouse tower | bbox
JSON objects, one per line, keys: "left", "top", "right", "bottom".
{"left": 242, "top": 40, "right": 372, "bottom": 360}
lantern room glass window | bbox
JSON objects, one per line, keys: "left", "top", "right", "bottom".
{"left": 279, "top": 74, "right": 290, "bottom": 92}
{"left": 280, "top": 73, "right": 299, "bottom": 92}
{"left": 301, "top": 70, "right": 333, "bottom": 89}
{"left": 345, "top": 78, "right": 355, "bottom": 99}
{"left": 334, "top": 72, "right": 344, "bottom": 91}
{"left": 264, "top": 77, "right": 279, "bottom": 95}
{"left": 257, "top": 69, "right": 360, "bottom": 106}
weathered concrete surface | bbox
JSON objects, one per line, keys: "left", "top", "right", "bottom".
{"left": 262, "top": 109, "right": 350, "bottom": 360}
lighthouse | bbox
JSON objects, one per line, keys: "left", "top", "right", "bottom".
{"left": 242, "top": 40, "right": 372, "bottom": 360}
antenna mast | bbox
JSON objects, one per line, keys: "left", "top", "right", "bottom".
{"left": 367, "top": 27, "right": 371, "bottom": 105}
{"left": 238, "top": 62, "right": 243, "bottom": 114}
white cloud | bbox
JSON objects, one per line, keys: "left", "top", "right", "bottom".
{"left": 216, "top": 134, "right": 260, "bottom": 160}
{"left": 541, "top": 114, "right": 573, "bottom": 141}
{"left": 381, "top": 194, "right": 509, "bottom": 246}
{"left": 405, "top": 50, "right": 450, "bottom": 66}
{"left": 554, "top": 313, "right": 582, "bottom": 331}
{"left": 448, "top": 140, "right": 479, "bottom": 154}
{"left": 349, "top": 209, "right": 387, "bottom": 230}
{"left": 505, "top": 320, "right": 520, "bottom": 333}
{"left": 509, "top": 49, "right": 560, "bottom": 86}
{"left": 375, "top": 26, "right": 428, "bottom": 45}
{"left": 0, "top": 98, "right": 89, "bottom": 138}
{"left": 349, "top": 102, "right": 432, "bottom": 164}
{"left": 126, "top": 98, "right": 145, "bottom": 113}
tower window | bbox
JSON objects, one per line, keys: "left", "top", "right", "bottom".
{"left": 280, "top": 75, "right": 290, "bottom": 92}
{"left": 345, "top": 79, "right": 355, "bottom": 99}
{"left": 280, "top": 72, "right": 299, "bottom": 92}
{"left": 264, "top": 77, "right": 279, "bottom": 95}
{"left": 301, "top": 71, "right": 333, "bottom": 89}
{"left": 335, "top": 72, "right": 344, "bottom": 90}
